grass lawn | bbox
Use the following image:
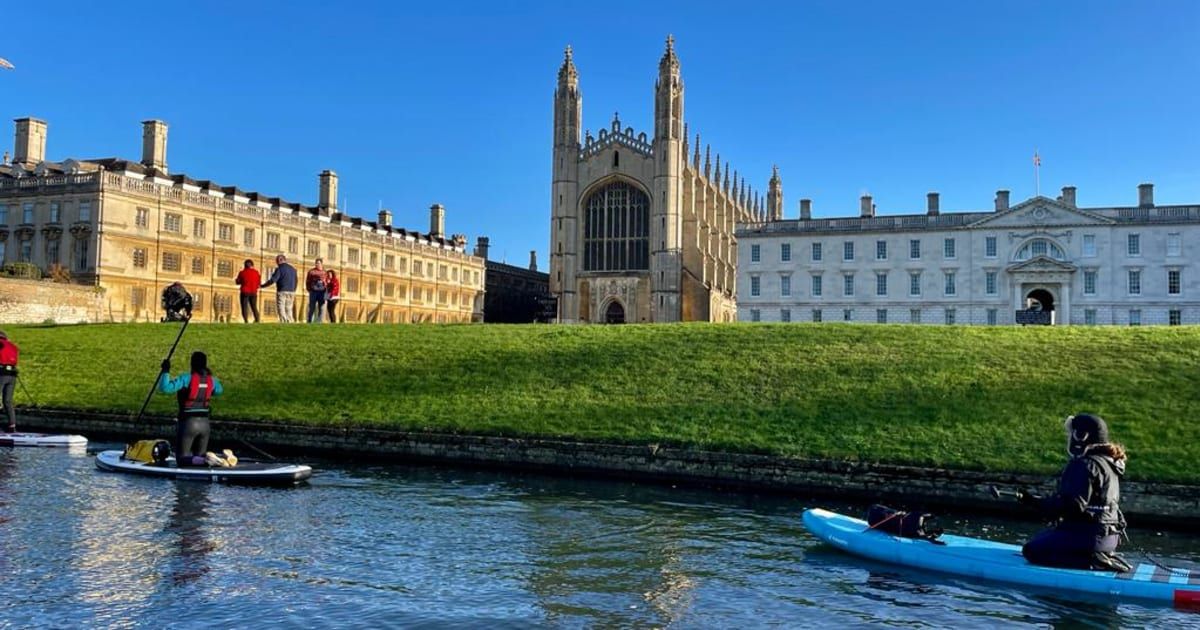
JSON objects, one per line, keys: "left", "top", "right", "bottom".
{"left": 7, "top": 322, "right": 1200, "bottom": 484}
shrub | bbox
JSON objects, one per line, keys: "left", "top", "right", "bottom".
{"left": 48, "top": 263, "right": 71, "bottom": 283}
{"left": 1, "top": 262, "right": 43, "bottom": 279}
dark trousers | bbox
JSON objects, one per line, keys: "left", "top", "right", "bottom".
{"left": 1023, "top": 524, "right": 1119, "bottom": 569}
{"left": 327, "top": 299, "right": 339, "bottom": 323}
{"left": 240, "top": 293, "right": 261, "bottom": 323}
{"left": 176, "top": 414, "right": 210, "bottom": 467}
{"left": 0, "top": 375, "right": 14, "bottom": 430}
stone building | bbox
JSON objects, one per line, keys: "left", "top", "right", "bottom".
{"left": 550, "top": 37, "right": 776, "bottom": 324}
{"left": 476, "top": 238, "right": 551, "bottom": 323}
{"left": 737, "top": 185, "right": 1200, "bottom": 326}
{"left": 0, "top": 117, "right": 484, "bottom": 323}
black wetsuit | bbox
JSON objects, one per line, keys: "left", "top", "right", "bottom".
{"left": 1022, "top": 450, "right": 1126, "bottom": 569}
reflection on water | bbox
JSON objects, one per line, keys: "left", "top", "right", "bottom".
{"left": 0, "top": 445, "right": 1195, "bottom": 628}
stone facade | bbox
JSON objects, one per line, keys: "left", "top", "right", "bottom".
{"left": 738, "top": 186, "right": 1200, "bottom": 326}
{"left": 0, "top": 118, "right": 485, "bottom": 324}
{"left": 550, "top": 38, "right": 773, "bottom": 324}
{"left": 0, "top": 277, "right": 104, "bottom": 324}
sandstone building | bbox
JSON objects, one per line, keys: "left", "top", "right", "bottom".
{"left": 550, "top": 37, "right": 777, "bottom": 323}
{"left": 738, "top": 185, "right": 1200, "bottom": 325}
{"left": 0, "top": 117, "right": 484, "bottom": 323}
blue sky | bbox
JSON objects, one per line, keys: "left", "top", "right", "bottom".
{"left": 3, "top": 1, "right": 1197, "bottom": 267}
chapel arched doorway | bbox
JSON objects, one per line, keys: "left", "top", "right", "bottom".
{"left": 604, "top": 301, "right": 626, "bottom": 324}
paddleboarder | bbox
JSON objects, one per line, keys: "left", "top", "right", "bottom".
{"left": 0, "top": 331, "right": 18, "bottom": 432}
{"left": 158, "top": 351, "right": 223, "bottom": 467}
{"left": 1018, "top": 413, "right": 1130, "bottom": 572}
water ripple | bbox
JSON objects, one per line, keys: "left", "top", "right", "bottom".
{"left": 0, "top": 448, "right": 1195, "bottom": 628}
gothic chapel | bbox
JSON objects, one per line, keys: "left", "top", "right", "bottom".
{"left": 549, "top": 37, "right": 779, "bottom": 323}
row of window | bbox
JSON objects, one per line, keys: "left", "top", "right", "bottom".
{"left": 0, "top": 237, "right": 89, "bottom": 271}
{"left": 750, "top": 271, "right": 966, "bottom": 298}
{"left": 130, "top": 247, "right": 481, "bottom": 290}
{"left": 0, "top": 201, "right": 92, "bottom": 225}
{"left": 131, "top": 208, "right": 477, "bottom": 283}
{"left": 750, "top": 232, "right": 1186, "bottom": 264}
{"left": 129, "top": 244, "right": 479, "bottom": 286}
{"left": 749, "top": 268, "right": 1185, "bottom": 299}
{"left": 130, "top": 287, "right": 472, "bottom": 320}
{"left": 748, "top": 308, "right": 1186, "bottom": 326}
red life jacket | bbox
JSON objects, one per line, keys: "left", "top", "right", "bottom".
{"left": 0, "top": 340, "right": 18, "bottom": 374}
{"left": 177, "top": 372, "right": 214, "bottom": 414}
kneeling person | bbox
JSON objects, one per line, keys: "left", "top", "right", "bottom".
{"left": 1020, "top": 413, "right": 1130, "bottom": 572}
{"left": 158, "top": 352, "right": 223, "bottom": 467}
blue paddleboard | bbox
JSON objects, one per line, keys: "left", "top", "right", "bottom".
{"left": 803, "top": 508, "right": 1200, "bottom": 610}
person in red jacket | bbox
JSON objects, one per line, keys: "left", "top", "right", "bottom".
{"left": 0, "top": 331, "right": 19, "bottom": 432}
{"left": 235, "top": 259, "right": 261, "bottom": 323}
{"left": 325, "top": 269, "right": 342, "bottom": 323}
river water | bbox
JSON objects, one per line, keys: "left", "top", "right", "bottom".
{"left": 1, "top": 445, "right": 1197, "bottom": 629}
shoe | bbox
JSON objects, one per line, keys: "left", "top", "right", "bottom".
{"left": 204, "top": 451, "right": 228, "bottom": 467}
{"left": 222, "top": 449, "right": 238, "bottom": 467}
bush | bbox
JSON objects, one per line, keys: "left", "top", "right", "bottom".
{"left": 1, "top": 262, "right": 43, "bottom": 279}
{"left": 48, "top": 264, "right": 71, "bottom": 283}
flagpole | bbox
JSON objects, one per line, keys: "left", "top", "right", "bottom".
{"left": 1034, "top": 149, "right": 1041, "bottom": 197}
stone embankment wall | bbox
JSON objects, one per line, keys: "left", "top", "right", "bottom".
{"left": 0, "top": 278, "right": 104, "bottom": 324}
{"left": 22, "top": 409, "right": 1200, "bottom": 528}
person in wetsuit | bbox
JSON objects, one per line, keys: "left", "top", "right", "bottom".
{"left": 158, "top": 351, "right": 223, "bottom": 467}
{"left": 1020, "top": 413, "right": 1130, "bottom": 572}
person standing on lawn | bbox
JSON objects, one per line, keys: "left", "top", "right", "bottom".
{"left": 235, "top": 259, "right": 261, "bottom": 323}
{"left": 325, "top": 269, "right": 341, "bottom": 323}
{"left": 261, "top": 254, "right": 298, "bottom": 323}
{"left": 305, "top": 258, "right": 328, "bottom": 323}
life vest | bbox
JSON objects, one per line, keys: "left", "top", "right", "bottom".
{"left": 177, "top": 372, "right": 214, "bottom": 415}
{"left": 1083, "top": 453, "right": 1125, "bottom": 535}
{"left": 0, "top": 340, "right": 18, "bottom": 375}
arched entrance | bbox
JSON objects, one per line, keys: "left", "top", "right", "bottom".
{"left": 1026, "top": 288, "right": 1055, "bottom": 313}
{"left": 604, "top": 300, "right": 626, "bottom": 324}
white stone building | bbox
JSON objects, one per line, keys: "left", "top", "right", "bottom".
{"left": 737, "top": 184, "right": 1200, "bottom": 326}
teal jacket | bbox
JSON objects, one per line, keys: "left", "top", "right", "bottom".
{"left": 158, "top": 372, "right": 224, "bottom": 396}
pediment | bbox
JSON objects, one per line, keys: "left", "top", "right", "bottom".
{"left": 969, "top": 196, "right": 1114, "bottom": 228}
{"left": 1006, "top": 255, "right": 1078, "bottom": 273}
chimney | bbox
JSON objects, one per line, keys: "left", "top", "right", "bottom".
{"left": 926, "top": 192, "right": 940, "bottom": 216}
{"left": 529, "top": 250, "right": 538, "bottom": 272}
{"left": 13, "top": 117, "right": 47, "bottom": 168}
{"left": 799, "top": 199, "right": 812, "bottom": 220}
{"left": 429, "top": 203, "right": 445, "bottom": 238}
{"left": 318, "top": 170, "right": 338, "bottom": 212}
{"left": 1138, "top": 183, "right": 1154, "bottom": 208}
{"left": 378, "top": 209, "right": 392, "bottom": 228}
{"left": 140, "top": 119, "right": 168, "bottom": 172}
{"left": 860, "top": 194, "right": 874, "bottom": 218}
{"left": 995, "top": 189, "right": 1010, "bottom": 212}
{"left": 1061, "top": 186, "right": 1076, "bottom": 208}
{"left": 474, "top": 236, "right": 490, "bottom": 259}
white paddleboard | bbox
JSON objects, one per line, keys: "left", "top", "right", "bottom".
{"left": 94, "top": 449, "right": 312, "bottom": 485}
{"left": 0, "top": 432, "right": 88, "bottom": 448}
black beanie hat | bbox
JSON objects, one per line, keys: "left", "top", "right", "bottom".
{"left": 1067, "top": 413, "right": 1109, "bottom": 456}
{"left": 190, "top": 351, "right": 208, "bottom": 374}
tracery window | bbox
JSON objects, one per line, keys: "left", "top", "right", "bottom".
{"left": 583, "top": 181, "right": 650, "bottom": 272}
{"left": 1015, "top": 238, "right": 1066, "bottom": 261}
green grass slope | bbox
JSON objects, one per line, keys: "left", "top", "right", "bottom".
{"left": 8, "top": 322, "right": 1199, "bottom": 483}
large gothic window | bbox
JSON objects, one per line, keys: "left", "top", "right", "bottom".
{"left": 583, "top": 181, "right": 650, "bottom": 272}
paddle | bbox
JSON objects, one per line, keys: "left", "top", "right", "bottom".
{"left": 133, "top": 315, "right": 192, "bottom": 425}
{"left": 989, "top": 485, "right": 1020, "bottom": 500}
